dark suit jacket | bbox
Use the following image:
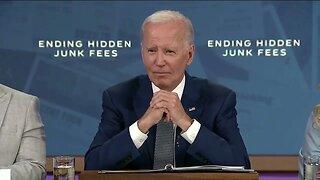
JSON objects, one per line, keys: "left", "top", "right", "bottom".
{"left": 85, "top": 73, "right": 250, "bottom": 170}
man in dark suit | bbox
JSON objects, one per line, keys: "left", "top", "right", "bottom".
{"left": 85, "top": 10, "right": 250, "bottom": 170}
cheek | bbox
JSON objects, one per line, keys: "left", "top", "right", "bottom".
{"left": 142, "top": 57, "right": 154, "bottom": 70}
{"left": 171, "top": 57, "right": 188, "bottom": 70}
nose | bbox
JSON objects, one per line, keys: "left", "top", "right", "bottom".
{"left": 155, "top": 52, "right": 165, "bottom": 66}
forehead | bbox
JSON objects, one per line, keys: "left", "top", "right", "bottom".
{"left": 142, "top": 21, "right": 186, "bottom": 45}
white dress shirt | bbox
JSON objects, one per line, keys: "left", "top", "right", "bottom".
{"left": 129, "top": 75, "right": 201, "bottom": 148}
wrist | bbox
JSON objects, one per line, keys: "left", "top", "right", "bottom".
{"left": 180, "top": 117, "right": 193, "bottom": 132}
{"left": 137, "top": 118, "right": 152, "bottom": 134}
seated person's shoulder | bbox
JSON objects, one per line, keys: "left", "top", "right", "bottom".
{"left": 105, "top": 75, "right": 146, "bottom": 95}
{"left": 0, "top": 84, "right": 38, "bottom": 101}
{"left": 191, "top": 76, "right": 235, "bottom": 97}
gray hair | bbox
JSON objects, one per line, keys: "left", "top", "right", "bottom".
{"left": 141, "top": 10, "right": 194, "bottom": 46}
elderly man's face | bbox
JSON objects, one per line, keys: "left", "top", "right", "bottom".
{"left": 141, "top": 21, "right": 194, "bottom": 91}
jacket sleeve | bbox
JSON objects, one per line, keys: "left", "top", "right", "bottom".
{"left": 186, "top": 91, "right": 251, "bottom": 169}
{"left": 1, "top": 96, "right": 46, "bottom": 180}
{"left": 85, "top": 90, "right": 140, "bottom": 170}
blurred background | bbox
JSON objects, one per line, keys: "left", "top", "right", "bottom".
{"left": 0, "top": 1, "right": 319, "bottom": 157}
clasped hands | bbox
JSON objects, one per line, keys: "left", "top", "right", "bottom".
{"left": 138, "top": 90, "right": 193, "bottom": 133}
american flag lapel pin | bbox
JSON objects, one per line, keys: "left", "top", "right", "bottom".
{"left": 188, "top": 107, "right": 196, "bottom": 112}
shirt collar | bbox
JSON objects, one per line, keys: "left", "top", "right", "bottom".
{"left": 151, "top": 75, "right": 185, "bottom": 100}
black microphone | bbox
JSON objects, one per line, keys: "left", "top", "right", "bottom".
{"left": 164, "top": 163, "right": 174, "bottom": 171}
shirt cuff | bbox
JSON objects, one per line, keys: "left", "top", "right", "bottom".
{"left": 129, "top": 121, "right": 148, "bottom": 149}
{"left": 181, "top": 119, "right": 201, "bottom": 144}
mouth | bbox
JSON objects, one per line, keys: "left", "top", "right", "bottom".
{"left": 154, "top": 72, "right": 170, "bottom": 76}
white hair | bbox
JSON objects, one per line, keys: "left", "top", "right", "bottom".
{"left": 141, "top": 10, "right": 194, "bottom": 46}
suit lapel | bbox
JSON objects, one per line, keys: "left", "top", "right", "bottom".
{"left": 133, "top": 76, "right": 153, "bottom": 120}
{"left": 0, "top": 86, "right": 12, "bottom": 128}
{"left": 181, "top": 73, "right": 205, "bottom": 120}
{"left": 132, "top": 76, "right": 156, "bottom": 164}
{"left": 175, "top": 73, "right": 206, "bottom": 166}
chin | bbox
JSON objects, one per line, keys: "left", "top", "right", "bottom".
{"left": 154, "top": 81, "right": 168, "bottom": 89}
{"left": 150, "top": 76, "right": 172, "bottom": 89}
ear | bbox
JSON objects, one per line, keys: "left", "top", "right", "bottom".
{"left": 140, "top": 42, "right": 144, "bottom": 59}
{"left": 187, "top": 44, "right": 195, "bottom": 65}
{"left": 140, "top": 42, "right": 143, "bottom": 53}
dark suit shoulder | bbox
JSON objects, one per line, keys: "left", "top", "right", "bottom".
{"left": 105, "top": 75, "right": 145, "bottom": 93}
{"left": 102, "top": 75, "right": 150, "bottom": 105}
{"left": 190, "top": 76, "right": 234, "bottom": 97}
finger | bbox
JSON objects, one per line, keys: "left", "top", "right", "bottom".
{"left": 150, "top": 98, "right": 167, "bottom": 108}
{"left": 160, "top": 108, "right": 170, "bottom": 122}
{"left": 154, "top": 90, "right": 176, "bottom": 100}
{"left": 150, "top": 94, "right": 161, "bottom": 107}
{"left": 157, "top": 90, "right": 179, "bottom": 99}
{"left": 163, "top": 115, "right": 170, "bottom": 122}
{"left": 155, "top": 91, "right": 179, "bottom": 104}
{"left": 152, "top": 101, "right": 169, "bottom": 109}
{"left": 166, "top": 112, "right": 171, "bottom": 122}
{"left": 151, "top": 92, "right": 175, "bottom": 107}
{"left": 150, "top": 93, "right": 167, "bottom": 106}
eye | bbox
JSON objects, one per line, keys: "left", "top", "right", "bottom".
{"left": 147, "top": 48, "right": 156, "bottom": 54}
{"left": 166, "top": 50, "right": 176, "bottom": 55}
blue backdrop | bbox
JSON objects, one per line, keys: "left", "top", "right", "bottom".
{"left": 0, "top": 1, "right": 319, "bottom": 155}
